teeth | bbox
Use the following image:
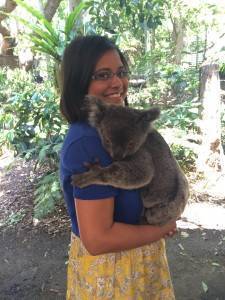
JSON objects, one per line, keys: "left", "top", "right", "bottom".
{"left": 109, "top": 93, "right": 121, "bottom": 97}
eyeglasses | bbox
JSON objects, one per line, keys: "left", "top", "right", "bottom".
{"left": 91, "top": 69, "right": 130, "bottom": 81}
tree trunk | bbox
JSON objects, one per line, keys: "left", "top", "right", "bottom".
{"left": 25, "top": 0, "right": 63, "bottom": 71}
{"left": 43, "top": 0, "right": 63, "bottom": 21}
{"left": 197, "top": 63, "right": 225, "bottom": 176}
{"left": 68, "top": 0, "right": 81, "bottom": 12}
{"left": 172, "top": 18, "right": 185, "bottom": 65}
{"left": 0, "top": 54, "right": 19, "bottom": 68}
{"left": 0, "top": 0, "right": 17, "bottom": 55}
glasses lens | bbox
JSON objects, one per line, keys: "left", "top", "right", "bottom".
{"left": 117, "top": 70, "right": 130, "bottom": 78}
{"left": 92, "top": 69, "right": 130, "bottom": 81}
{"left": 93, "top": 71, "right": 112, "bottom": 81}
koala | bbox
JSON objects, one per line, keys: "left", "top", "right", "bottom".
{"left": 72, "top": 96, "right": 189, "bottom": 225}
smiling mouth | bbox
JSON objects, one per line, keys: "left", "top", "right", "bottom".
{"left": 105, "top": 92, "right": 123, "bottom": 98}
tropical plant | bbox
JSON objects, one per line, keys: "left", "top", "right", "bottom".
{"left": 11, "top": 0, "right": 89, "bottom": 62}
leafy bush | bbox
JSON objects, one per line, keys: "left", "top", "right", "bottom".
{"left": 0, "top": 68, "right": 66, "bottom": 155}
{"left": 1, "top": 68, "right": 66, "bottom": 219}
{"left": 34, "top": 171, "right": 62, "bottom": 219}
{"left": 157, "top": 99, "right": 200, "bottom": 132}
{"left": 171, "top": 143, "right": 197, "bottom": 172}
{"left": 129, "top": 63, "right": 199, "bottom": 107}
{"left": 159, "top": 64, "right": 199, "bottom": 103}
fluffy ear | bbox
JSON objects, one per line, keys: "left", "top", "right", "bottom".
{"left": 138, "top": 107, "right": 160, "bottom": 123}
{"left": 83, "top": 95, "right": 107, "bottom": 126}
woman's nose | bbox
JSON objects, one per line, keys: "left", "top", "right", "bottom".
{"left": 110, "top": 74, "right": 123, "bottom": 87}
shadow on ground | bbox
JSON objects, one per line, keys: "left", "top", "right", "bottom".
{"left": 0, "top": 155, "right": 225, "bottom": 299}
{"left": 0, "top": 226, "right": 225, "bottom": 300}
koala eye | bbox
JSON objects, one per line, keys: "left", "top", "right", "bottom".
{"left": 104, "top": 138, "right": 111, "bottom": 146}
{"left": 128, "top": 141, "right": 135, "bottom": 149}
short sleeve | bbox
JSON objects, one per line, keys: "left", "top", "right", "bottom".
{"left": 62, "top": 136, "right": 119, "bottom": 200}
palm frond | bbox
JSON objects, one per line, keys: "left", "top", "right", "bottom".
{"left": 64, "top": 1, "right": 89, "bottom": 39}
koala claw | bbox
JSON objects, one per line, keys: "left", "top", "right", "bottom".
{"left": 83, "top": 160, "right": 101, "bottom": 171}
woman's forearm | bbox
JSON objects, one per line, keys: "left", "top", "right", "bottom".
{"left": 83, "top": 221, "right": 176, "bottom": 255}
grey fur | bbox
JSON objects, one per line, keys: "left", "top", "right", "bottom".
{"left": 72, "top": 96, "right": 189, "bottom": 225}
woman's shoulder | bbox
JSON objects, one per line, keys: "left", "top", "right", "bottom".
{"left": 61, "top": 122, "right": 111, "bottom": 168}
{"left": 62, "top": 121, "right": 99, "bottom": 149}
{"left": 68, "top": 121, "right": 99, "bottom": 141}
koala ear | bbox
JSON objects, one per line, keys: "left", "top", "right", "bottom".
{"left": 138, "top": 107, "right": 160, "bottom": 123}
{"left": 84, "top": 95, "right": 107, "bottom": 126}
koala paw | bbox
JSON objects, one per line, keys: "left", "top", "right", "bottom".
{"left": 71, "top": 167, "right": 102, "bottom": 188}
{"left": 71, "top": 172, "right": 91, "bottom": 188}
{"left": 84, "top": 159, "right": 101, "bottom": 172}
{"left": 71, "top": 160, "right": 104, "bottom": 188}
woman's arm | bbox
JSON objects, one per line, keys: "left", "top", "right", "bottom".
{"left": 75, "top": 197, "right": 177, "bottom": 256}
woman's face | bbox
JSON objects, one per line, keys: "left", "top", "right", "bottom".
{"left": 88, "top": 50, "right": 129, "bottom": 105}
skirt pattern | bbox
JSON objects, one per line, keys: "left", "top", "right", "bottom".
{"left": 67, "top": 233, "right": 175, "bottom": 300}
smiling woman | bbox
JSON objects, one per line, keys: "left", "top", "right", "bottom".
{"left": 88, "top": 50, "right": 129, "bottom": 105}
{"left": 59, "top": 35, "right": 176, "bottom": 299}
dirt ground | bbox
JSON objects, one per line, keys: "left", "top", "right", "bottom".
{"left": 0, "top": 155, "right": 225, "bottom": 300}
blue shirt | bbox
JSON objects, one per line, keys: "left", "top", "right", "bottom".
{"left": 60, "top": 122, "right": 143, "bottom": 236}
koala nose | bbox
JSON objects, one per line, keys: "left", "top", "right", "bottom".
{"left": 113, "top": 156, "right": 121, "bottom": 161}
{"left": 113, "top": 151, "right": 124, "bottom": 161}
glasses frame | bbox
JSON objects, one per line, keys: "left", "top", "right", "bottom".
{"left": 91, "top": 69, "right": 130, "bottom": 81}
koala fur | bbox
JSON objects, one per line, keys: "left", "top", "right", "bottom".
{"left": 72, "top": 96, "right": 189, "bottom": 225}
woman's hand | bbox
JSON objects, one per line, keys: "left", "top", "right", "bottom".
{"left": 160, "top": 220, "right": 178, "bottom": 238}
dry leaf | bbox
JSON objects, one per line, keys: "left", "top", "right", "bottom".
{"left": 202, "top": 281, "right": 208, "bottom": 293}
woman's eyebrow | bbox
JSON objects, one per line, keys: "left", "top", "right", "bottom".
{"left": 94, "top": 66, "right": 125, "bottom": 72}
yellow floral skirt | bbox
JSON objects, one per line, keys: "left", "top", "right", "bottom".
{"left": 67, "top": 233, "right": 175, "bottom": 300}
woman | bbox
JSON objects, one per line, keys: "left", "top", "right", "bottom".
{"left": 60, "top": 35, "right": 177, "bottom": 299}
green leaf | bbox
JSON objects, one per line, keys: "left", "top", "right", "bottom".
{"left": 64, "top": 1, "right": 88, "bottom": 38}
{"left": 32, "top": 46, "right": 60, "bottom": 61}
{"left": 53, "top": 142, "right": 62, "bottom": 154}
{"left": 41, "top": 19, "right": 59, "bottom": 44}
{"left": 11, "top": 0, "right": 60, "bottom": 51}
{"left": 38, "top": 144, "right": 51, "bottom": 161}
{"left": 30, "top": 36, "right": 59, "bottom": 59}
{"left": 13, "top": 0, "right": 46, "bottom": 21}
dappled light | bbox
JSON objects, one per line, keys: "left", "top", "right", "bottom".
{"left": 179, "top": 203, "right": 225, "bottom": 230}
{"left": 1, "top": 0, "right": 225, "bottom": 299}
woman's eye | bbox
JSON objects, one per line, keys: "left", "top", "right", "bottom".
{"left": 96, "top": 72, "right": 110, "bottom": 80}
{"left": 118, "top": 70, "right": 129, "bottom": 78}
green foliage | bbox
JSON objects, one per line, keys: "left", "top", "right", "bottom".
{"left": 129, "top": 64, "right": 200, "bottom": 114}
{"left": 88, "top": 0, "right": 165, "bottom": 46}
{"left": 4, "top": 209, "right": 26, "bottom": 227}
{"left": 0, "top": 69, "right": 35, "bottom": 152}
{"left": 11, "top": 0, "right": 90, "bottom": 62}
{"left": 157, "top": 99, "right": 200, "bottom": 132}
{"left": 220, "top": 63, "right": 225, "bottom": 76}
{"left": 0, "top": 69, "right": 66, "bottom": 156}
{"left": 171, "top": 144, "right": 197, "bottom": 172}
{"left": 0, "top": 68, "right": 65, "bottom": 219}
{"left": 159, "top": 65, "right": 199, "bottom": 101}
{"left": 34, "top": 171, "right": 62, "bottom": 219}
